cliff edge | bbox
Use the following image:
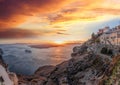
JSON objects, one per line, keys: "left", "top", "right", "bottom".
{"left": 0, "top": 35, "right": 120, "bottom": 85}
{"left": 0, "top": 48, "right": 18, "bottom": 85}
{"left": 43, "top": 39, "right": 120, "bottom": 85}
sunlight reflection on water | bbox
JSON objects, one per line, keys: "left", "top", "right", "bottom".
{"left": 0, "top": 44, "right": 80, "bottom": 75}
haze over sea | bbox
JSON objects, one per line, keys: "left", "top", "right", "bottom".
{"left": 0, "top": 44, "right": 80, "bottom": 75}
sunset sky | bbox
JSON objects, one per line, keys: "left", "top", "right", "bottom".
{"left": 0, "top": 0, "right": 120, "bottom": 44}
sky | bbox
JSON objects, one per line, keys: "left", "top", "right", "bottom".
{"left": 0, "top": 0, "right": 120, "bottom": 44}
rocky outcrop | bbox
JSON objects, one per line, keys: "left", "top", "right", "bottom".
{"left": 35, "top": 37, "right": 120, "bottom": 85}
{"left": 0, "top": 48, "right": 18, "bottom": 85}
{"left": 43, "top": 43, "right": 112, "bottom": 85}
{"left": 0, "top": 48, "right": 6, "bottom": 67}
{"left": 17, "top": 65, "right": 55, "bottom": 85}
{"left": 0, "top": 34, "right": 120, "bottom": 85}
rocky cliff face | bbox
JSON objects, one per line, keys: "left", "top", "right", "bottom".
{"left": 43, "top": 43, "right": 114, "bottom": 85}
{"left": 0, "top": 49, "right": 18, "bottom": 85}
{"left": 0, "top": 48, "right": 6, "bottom": 67}
{"left": 35, "top": 37, "right": 120, "bottom": 85}
{"left": 0, "top": 36, "right": 120, "bottom": 85}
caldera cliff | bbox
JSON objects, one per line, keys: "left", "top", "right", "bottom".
{"left": 0, "top": 34, "right": 120, "bottom": 85}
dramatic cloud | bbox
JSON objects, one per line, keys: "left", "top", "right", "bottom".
{"left": 0, "top": 28, "right": 39, "bottom": 39}
{"left": 0, "top": 0, "right": 120, "bottom": 42}
{"left": 41, "top": 1, "right": 118, "bottom": 24}
{"left": 47, "top": 12, "right": 96, "bottom": 24}
{"left": 92, "top": 8, "right": 120, "bottom": 15}
{"left": 0, "top": 28, "right": 68, "bottom": 39}
{"left": 1, "top": 0, "right": 120, "bottom": 27}
{"left": 56, "top": 32, "right": 69, "bottom": 35}
{"left": 0, "top": 0, "right": 75, "bottom": 27}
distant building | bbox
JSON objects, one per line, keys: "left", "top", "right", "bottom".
{"left": 98, "top": 25, "right": 120, "bottom": 46}
{"left": 97, "top": 26, "right": 110, "bottom": 35}
{"left": 97, "top": 29, "right": 103, "bottom": 35}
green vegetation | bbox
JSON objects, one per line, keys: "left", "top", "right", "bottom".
{"left": 104, "top": 59, "right": 120, "bottom": 85}
{"left": 95, "top": 38, "right": 100, "bottom": 43}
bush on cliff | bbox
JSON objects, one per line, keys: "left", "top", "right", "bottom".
{"left": 101, "top": 47, "right": 113, "bottom": 56}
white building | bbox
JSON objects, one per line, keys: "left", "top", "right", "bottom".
{"left": 99, "top": 25, "right": 120, "bottom": 46}
{"left": 97, "top": 26, "right": 110, "bottom": 35}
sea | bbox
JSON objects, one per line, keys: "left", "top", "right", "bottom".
{"left": 0, "top": 44, "right": 80, "bottom": 75}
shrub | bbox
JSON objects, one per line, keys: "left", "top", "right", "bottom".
{"left": 101, "top": 47, "right": 113, "bottom": 56}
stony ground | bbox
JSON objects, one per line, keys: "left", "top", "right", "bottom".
{"left": 104, "top": 57, "right": 120, "bottom": 85}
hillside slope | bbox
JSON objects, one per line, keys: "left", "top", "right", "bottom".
{"left": 0, "top": 35, "right": 120, "bottom": 85}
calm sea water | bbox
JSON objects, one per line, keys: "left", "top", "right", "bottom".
{"left": 0, "top": 44, "right": 80, "bottom": 75}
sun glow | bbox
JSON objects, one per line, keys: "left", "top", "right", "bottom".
{"left": 54, "top": 40, "right": 65, "bottom": 45}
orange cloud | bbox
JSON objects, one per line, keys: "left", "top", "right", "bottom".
{"left": 1, "top": 0, "right": 120, "bottom": 28}
{"left": 1, "top": 0, "right": 120, "bottom": 40}
{"left": 44, "top": 0, "right": 120, "bottom": 24}
{"left": 0, "top": 29, "right": 35, "bottom": 39}
{"left": 47, "top": 12, "right": 97, "bottom": 24}
{"left": 0, "top": 0, "right": 76, "bottom": 28}
{"left": 92, "top": 8, "right": 120, "bottom": 15}
{"left": 0, "top": 27, "right": 68, "bottom": 39}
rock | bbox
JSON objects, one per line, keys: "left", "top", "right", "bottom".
{"left": 17, "top": 65, "right": 55, "bottom": 85}
{"left": 73, "top": 46, "right": 81, "bottom": 53}
{"left": 35, "top": 65, "right": 55, "bottom": 77}
{"left": 0, "top": 49, "right": 7, "bottom": 68}
{"left": 41, "top": 37, "right": 119, "bottom": 85}
{"left": 0, "top": 48, "right": 3, "bottom": 55}
{"left": 0, "top": 65, "right": 14, "bottom": 85}
{"left": 17, "top": 74, "right": 46, "bottom": 85}
{"left": 25, "top": 49, "right": 32, "bottom": 53}
{"left": 0, "top": 49, "right": 18, "bottom": 85}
